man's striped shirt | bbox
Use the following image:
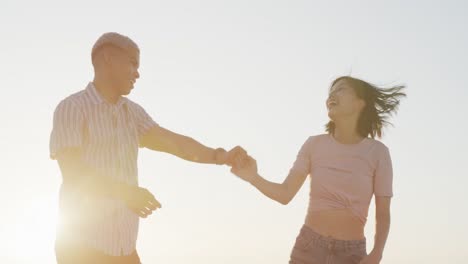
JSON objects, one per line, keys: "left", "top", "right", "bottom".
{"left": 50, "top": 82, "right": 158, "bottom": 256}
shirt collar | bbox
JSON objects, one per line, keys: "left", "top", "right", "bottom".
{"left": 86, "top": 82, "right": 128, "bottom": 108}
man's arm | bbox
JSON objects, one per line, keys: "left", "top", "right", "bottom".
{"left": 56, "top": 148, "right": 160, "bottom": 218}
{"left": 140, "top": 126, "right": 245, "bottom": 165}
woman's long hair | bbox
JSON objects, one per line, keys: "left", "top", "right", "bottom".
{"left": 325, "top": 76, "right": 407, "bottom": 139}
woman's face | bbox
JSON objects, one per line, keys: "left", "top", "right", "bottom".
{"left": 326, "top": 79, "right": 365, "bottom": 121}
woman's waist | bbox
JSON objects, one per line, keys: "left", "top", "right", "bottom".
{"left": 307, "top": 195, "right": 370, "bottom": 223}
{"left": 305, "top": 209, "right": 365, "bottom": 240}
{"left": 296, "top": 224, "right": 366, "bottom": 253}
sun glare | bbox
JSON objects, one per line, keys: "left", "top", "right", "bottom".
{"left": 6, "top": 195, "right": 58, "bottom": 263}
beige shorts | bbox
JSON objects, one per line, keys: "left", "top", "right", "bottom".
{"left": 289, "top": 225, "right": 367, "bottom": 264}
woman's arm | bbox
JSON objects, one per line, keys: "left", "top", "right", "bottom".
{"left": 231, "top": 156, "right": 308, "bottom": 205}
{"left": 360, "top": 196, "right": 391, "bottom": 264}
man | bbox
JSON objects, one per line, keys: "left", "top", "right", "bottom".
{"left": 50, "top": 32, "right": 246, "bottom": 263}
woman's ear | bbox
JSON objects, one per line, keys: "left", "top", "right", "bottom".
{"left": 357, "top": 98, "right": 366, "bottom": 111}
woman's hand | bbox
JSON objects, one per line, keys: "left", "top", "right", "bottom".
{"left": 230, "top": 155, "right": 258, "bottom": 183}
{"left": 359, "top": 251, "right": 382, "bottom": 264}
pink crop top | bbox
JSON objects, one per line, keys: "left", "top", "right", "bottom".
{"left": 290, "top": 134, "right": 393, "bottom": 224}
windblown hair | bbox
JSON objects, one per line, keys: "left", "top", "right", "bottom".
{"left": 325, "top": 76, "right": 407, "bottom": 139}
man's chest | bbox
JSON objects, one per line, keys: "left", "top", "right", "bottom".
{"left": 83, "top": 105, "right": 139, "bottom": 150}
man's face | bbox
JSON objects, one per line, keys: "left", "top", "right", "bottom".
{"left": 108, "top": 47, "right": 140, "bottom": 96}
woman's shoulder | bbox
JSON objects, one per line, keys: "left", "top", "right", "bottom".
{"left": 364, "top": 138, "right": 391, "bottom": 159}
{"left": 301, "top": 134, "right": 329, "bottom": 149}
{"left": 310, "top": 133, "right": 333, "bottom": 142}
{"left": 366, "top": 138, "right": 389, "bottom": 150}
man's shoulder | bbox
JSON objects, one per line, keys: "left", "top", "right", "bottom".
{"left": 124, "top": 98, "right": 158, "bottom": 125}
{"left": 54, "top": 89, "right": 89, "bottom": 112}
{"left": 124, "top": 98, "right": 147, "bottom": 112}
{"left": 64, "top": 89, "right": 88, "bottom": 102}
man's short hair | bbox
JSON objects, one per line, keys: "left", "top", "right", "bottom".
{"left": 91, "top": 32, "right": 139, "bottom": 65}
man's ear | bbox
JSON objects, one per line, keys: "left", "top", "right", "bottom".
{"left": 101, "top": 48, "right": 113, "bottom": 66}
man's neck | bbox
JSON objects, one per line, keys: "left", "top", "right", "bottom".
{"left": 92, "top": 76, "right": 121, "bottom": 104}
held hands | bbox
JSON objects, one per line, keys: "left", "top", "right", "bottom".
{"left": 230, "top": 155, "right": 258, "bottom": 183}
{"left": 217, "top": 146, "right": 258, "bottom": 183}
{"left": 216, "top": 146, "right": 248, "bottom": 167}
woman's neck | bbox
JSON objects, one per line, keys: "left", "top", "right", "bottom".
{"left": 332, "top": 119, "right": 364, "bottom": 144}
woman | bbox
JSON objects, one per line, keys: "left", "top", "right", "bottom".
{"left": 231, "top": 76, "right": 406, "bottom": 264}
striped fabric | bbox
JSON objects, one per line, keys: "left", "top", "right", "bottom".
{"left": 50, "top": 82, "right": 158, "bottom": 256}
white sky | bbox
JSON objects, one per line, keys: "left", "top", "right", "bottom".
{"left": 1, "top": 0, "right": 467, "bottom": 263}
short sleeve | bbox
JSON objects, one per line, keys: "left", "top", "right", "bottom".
{"left": 289, "top": 137, "right": 313, "bottom": 176}
{"left": 49, "top": 100, "right": 85, "bottom": 160}
{"left": 374, "top": 145, "right": 393, "bottom": 197}
{"left": 131, "top": 103, "right": 159, "bottom": 137}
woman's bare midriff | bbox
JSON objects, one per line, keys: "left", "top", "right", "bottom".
{"left": 305, "top": 209, "right": 365, "bottom": 240}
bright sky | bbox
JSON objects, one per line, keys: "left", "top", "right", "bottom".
{"left": 1, "top": 0, "right": 467, "bottom": 263}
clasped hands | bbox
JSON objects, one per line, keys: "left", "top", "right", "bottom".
{"left": 216, "top": 146, "right": 258, "bottom": 183}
